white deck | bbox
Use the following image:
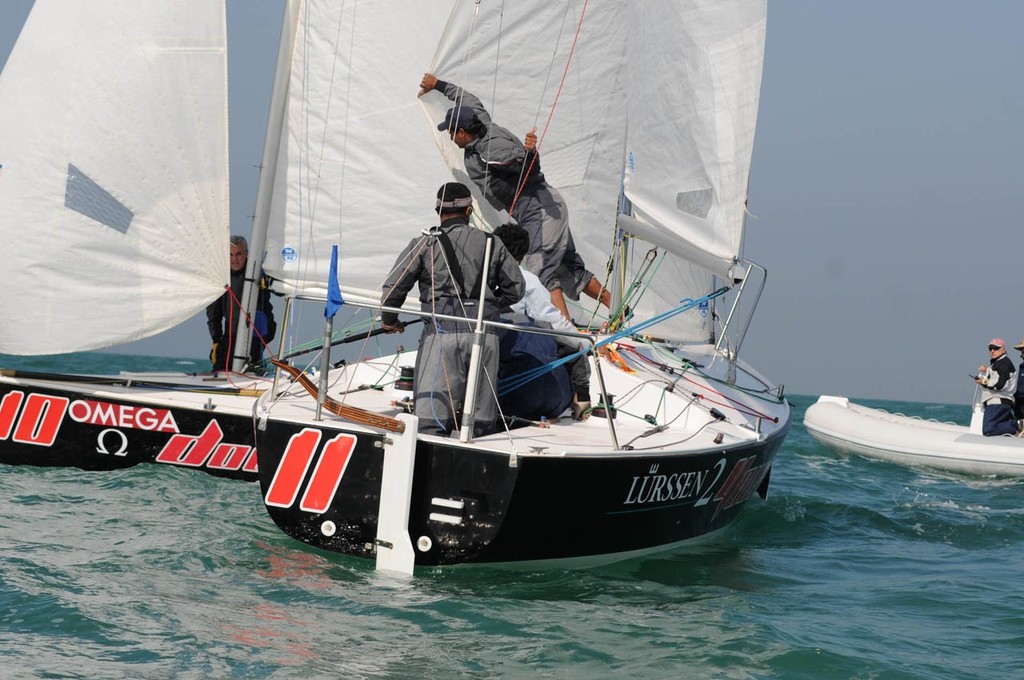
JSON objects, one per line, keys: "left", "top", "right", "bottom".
{"left": 261, "top": 340, "right": 790, "bottom": 459}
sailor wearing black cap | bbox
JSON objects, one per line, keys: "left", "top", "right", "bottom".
{"left": 419, "top": 73, "right": 611, "bottom": 324}
{"left": 380, "top": 182, "right": 524, "bottom": 437}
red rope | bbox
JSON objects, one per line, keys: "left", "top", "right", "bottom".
{"left": 509, "top": 0, "right": 590, "bottom": 214}
{"left": 222, "top": 283, "right": 274, "bottom": 368}
{"left": 618, "top": 345, "right": 780, "bottom": 423}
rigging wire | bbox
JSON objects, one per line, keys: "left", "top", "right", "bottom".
{"left": 510, "top": 1, "right": 575, "bottom": 200}
{"left": 496, "top": 287, "right": 727, "bottom": 396}
{"left": 283, "top": 1, "right": 359, "bottom": 361}
{"left": 620, "top": 344, "right": 782, "bottom": 419}
{"left": 622, "top": 250, "right": 665, "bottom": 318}
{"left": 509, "top": 0, "right": 590, "bottom": 216}
{"left": 220, "top": 284, "right": 275, "bottom": 386}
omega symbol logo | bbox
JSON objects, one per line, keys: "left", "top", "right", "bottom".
{"left": 96, "top": 429, "right": 128, "bottom": 456}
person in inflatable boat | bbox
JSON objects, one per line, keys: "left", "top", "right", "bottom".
{"left": 975, "top": 338, "right": 1019, "bottom": 436}
{"left": 1011, "top": 338, "right": 1024, "bottom": 429}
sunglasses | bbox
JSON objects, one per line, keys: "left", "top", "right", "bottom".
{"left": 989, "top": 346, "right": 1002, "bottom": 351}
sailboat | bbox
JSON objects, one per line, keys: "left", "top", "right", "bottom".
{"left": 0, "top": 1, "right": 270, "bottom": 481}
{"left": 250, "top": 0, "right": 791, "bottom": 572}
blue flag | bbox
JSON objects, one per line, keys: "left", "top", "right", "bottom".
{"left": 325, "top": 245, "right": 344, "bottom": 319}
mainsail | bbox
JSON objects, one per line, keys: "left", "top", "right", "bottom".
{"left": 424, "top": 0, "right": 766, "bottom": 343}
{"left": 259, "top": 0, "right": 453, "bottom": 304}
{"left": 257, "top": 0, "right": 766, "bottom": 346}
{"left": 0, "top": 0, "right": 229, "bottom": 355}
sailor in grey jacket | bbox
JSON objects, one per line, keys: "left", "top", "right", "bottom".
{"left": 419, "top": 73, "right": 608, "bottom": 324}
{"left": 429, "top": 78, "right": 544, "bottom": 213}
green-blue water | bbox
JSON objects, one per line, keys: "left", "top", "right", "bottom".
{"left": 2, "top": 354, "right": 1022, "bottom": 678}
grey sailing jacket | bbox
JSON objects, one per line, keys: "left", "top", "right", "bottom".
{"left": 437, "top": 80, "right": 544, "bottom": 212}
{"left": 381, "top": 216, "right": 525, "bottom": 327}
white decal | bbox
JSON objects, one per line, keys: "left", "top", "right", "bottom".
{"left": 693, "top": 458, "right": 727, "bottom": 508}
{"left": 68, "top": 399, "right": 179, "bottom": 433}
{"left": 96, "top": 429, "right": 128, "bottom": 456}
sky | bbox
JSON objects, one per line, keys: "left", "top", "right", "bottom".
{"left": 1, "top": 1, "right": 1021, "bottom": 406}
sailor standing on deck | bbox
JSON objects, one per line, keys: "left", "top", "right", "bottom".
{"left": 380, "top": 182, "right": 524, "bottom": 437}
{"left": 418, "top": 73, "right": 610, "bottom": 324}
{"left": 975, "top": 338, "right": 1018, "bottom": 436}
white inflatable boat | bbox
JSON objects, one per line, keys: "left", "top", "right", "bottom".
{"left": 803, "top": 396, "right": 1024, "bottom": 477}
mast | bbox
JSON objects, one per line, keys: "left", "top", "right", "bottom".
{"left": 232, "top": 0, "right": 302, "bottom": 373}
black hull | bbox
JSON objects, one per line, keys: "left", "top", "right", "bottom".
{"left": 257, "top": 419, "right": 789, "bottom": 566}
{"left": 0, "top": 382, "right": 259, "bottom": 481}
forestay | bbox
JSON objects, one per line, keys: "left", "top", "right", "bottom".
{"left": 424, "top": 0, "right": 766, "bottom": 343}
{"left": 0, "top": 0, "right": 229, "bottom": 355}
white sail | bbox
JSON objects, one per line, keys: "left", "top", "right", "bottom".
{"left": 424, "top": 0, "right": 765, "bottom": 342}
{"left": 623, "top": 1, "right": 765, "bottom": 278}
{"left": 0, "top": 0, "right": 229, "bottom": 355}
{"left": 423, "top": 0, "right": 628, "bottom": 281}
{"left": 622, "top": 1, "right": 765, "bottom": 343}
{"left": 261, "top": 0, "right": 453, "bottom": 304}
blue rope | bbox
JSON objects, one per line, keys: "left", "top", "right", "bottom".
{"left": 497, "top": 287, "right": 729, "bottom": 396}
{"left": 498, "top": 350, "right": 579, "bottom": 394}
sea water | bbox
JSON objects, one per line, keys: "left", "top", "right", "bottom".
{"left": 1, "top": 354, "right": 1022, "bottom": 678}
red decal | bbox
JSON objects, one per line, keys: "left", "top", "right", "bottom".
{"left": 712, "top": 456, "right": 769, "bottom": 520}
{"left": 264, "top": 429, "right": 321, "bottom": 508}
{"left": 242, "top": 449, "right": 259, "bottom": 474}
{"left": 0, "top": 390, "right": 25, "bottom": 440}
{"left": 299, "top": 434, "right": 356, "bottom": 513}
{"left": 155, "top": 419, "right": 224, "bottom": 467}
{"left": 207, "top": 443, "right": 253, "bottom": 471}
{"left": 13, "top": 394, "right": 69, "bottom": 446}
{"left": 714, "top": 456, "right": 753, "bottom": 508}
